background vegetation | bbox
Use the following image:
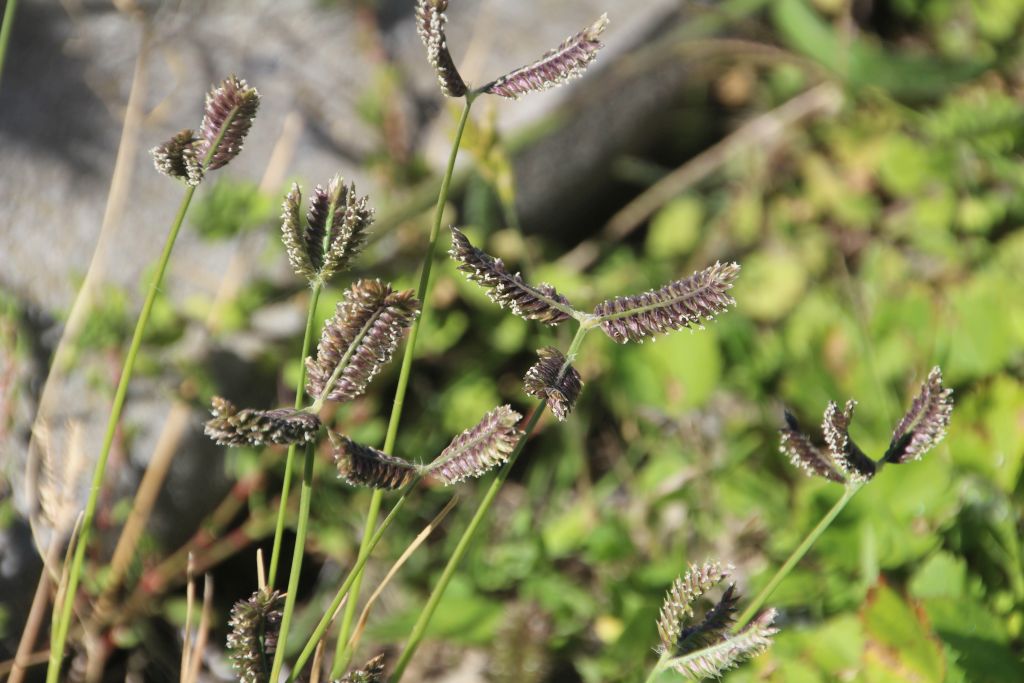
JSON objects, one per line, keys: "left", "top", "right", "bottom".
{"left": 1, "top": 0, "right": 1023, "bottom": 680}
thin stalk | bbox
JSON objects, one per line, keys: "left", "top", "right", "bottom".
{"left": 389, "top": 320, "right": 591, "bottom": 683}
{"left": 46, "top": 103, "right": 242, "bottom": 682}
{"left": 269, "top": 443, "right": 317, "bottom": 683}
{"left": 46, "top": 183, "right": 196, "bottom": 682}
{"left": 269, "top": 178, "right": 346, "bottom": 588}
{"left": 643, "top": 650, "right": 671, "bottom": 683}
{"left": 331, "top": 94, "right": 476, "bottom": 675}
{"left": 388, "top": 404, "right": 545, "bottom": 682}
{"left": 0, "top": 0, "right": 17, "bottom": 90}
{"left": 267, "top": 281, "right": 323, "bottom": 588}
{"left": 733, "top": 482, "right": 862, "bottom": 630}
{"left": 287, "top": 477, "right": 421, "bottom": 682}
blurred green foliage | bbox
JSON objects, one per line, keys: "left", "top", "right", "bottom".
{"left": 10, "top": 0, "right": 1021, "bottom": 680}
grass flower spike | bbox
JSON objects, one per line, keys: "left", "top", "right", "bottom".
{"left": 227, "top": 588, "right": 284, "bottom": 683}
{"left": 822, "top": 399, "right": 875, "bottom": 481}
{"left": 203, "top": 397, "right": 320, "bottom": 447}
{"left": 523, "top": 347, "right": 583, "bottom": 421}
{"left": 779, "top": 411, "right": 846, "bottom": 483}
{"left": 779, "top": 367, "right": 952, "bottom": 482}
{"left": 593, "top": 261, "right": 740, "bottom": 343}
{"left": 651, "top": 561, "right": 777, "bottom": 681}
{"left": 281, "top": 177, "right": 373, "bottom": 285}
{"left": 658, "top": 561, "right": 732, "bottom": 649}
{"left": 305, "top": 279, "right": 420, "bottom": 403}
{"left": 450, "top": 226, "right": 576, "bottom": 324}
{"left": 884, "top": 366, "right": 954, "bottom": 464}
{"left": 667, "top": 609, "right": 778, "bottom": 680}
{"left": 415, "top": 0, "right": 468, "bottom": 97}
{"left": 483, "top": 14, "right": 609, "bottom": 99}
{"left": 197, "top": 75, "right": 260, "bottom": 170}
{"left": 150, "top": 128, "right": 202, "bottom": 185}
{"left": 426, "top": 405, "right": 523, "bottom": 484}
{"left": 334, "top": 436, "right": 419, "bottom": 490}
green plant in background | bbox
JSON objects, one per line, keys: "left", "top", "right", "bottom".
{"left": 46, "top": 74, "right": 260, "bottom": 683}
{"left": 12, "top": 0, "right": 1024, "bottom": 680}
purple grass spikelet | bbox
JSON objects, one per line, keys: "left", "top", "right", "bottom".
{"left": 593, "top": 261, "right": 740, "bottom": 344}
{"left": 779, "top": 410, "right": 846, "bottom": 483}
{"left": 523, "top": 347, "right": 583, "bottom": 421}
{"left": 415, "top": 0, "right": 468, "bottom": 97}
{"left": 884, "top": 366, "right": 953, "bottom": 464}
{"left": 334, "top": 436, "right": 420, "bottom": 490}
{"left": 449, "top": 226, "right": 576, "bottom": 325}
{"left": 823, "top": 400, "right": 875, "bottom": 482}
{"left": 197, "top": 75, "right": 260, "bottom": 170}
{"left": 203, "top": 397, "right": 320, "bottom": 447}
{"left": 426, "top": 405, "right": 523, "bottom": 484}
{"left": 150, "top": 128, "right": 203, "bottom": 186}
{"left": 226, "top": 588, "right": 283, "bottom": 683}
{"left": 305, "top": 280, "right": 420, "bottom": 403}
{"left": 657, "top": 561, "right": 731, "bottom": 651}
{"left": 280, "top": 177, "right": 374, "bottom": 284}
{"left": 483, "top": 14, "right": 609, "bottom": 99}
{"left": 666, "top": 608, "right": 778, "bottom": 679}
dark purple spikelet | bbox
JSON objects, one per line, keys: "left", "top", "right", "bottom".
{"left": 657, "top": 561, "right": 731, "bottom": 651}
{"left": 334, "top": 436, "right": 419, "bottom": 490}
{"left": 427, "top": 405, "right": 523, "bottom": 484}
{"left": 523, "top": 347, "right": 583, "bottom": 421}
{"left": 822, "top": 400, "right": 875, "bottom": 481}
{"left": 305, "top": 280, "right": 420, "bottom": 402}
{"left": 203, "top": 397, "right": 320, "bottom": 447}
{"left": 667, "top": 609, "right": 778, "bottom": 679}
{"left": 280, "top": 177, "right": 373, "bottom": 283}
{"left": 450, "top": 226, "right": 575, "bottom": 325}
{"left": 884, "top": 366, "right": 953, "bottom": 464}
{"left": 334, "top": 654, "right": 386, "bottom": 683}
{"left": 197, "top": 75, "right": 260, "bottom": 170}
{"left": 675, "top": 584, "right": 739, "bottom": 655}
{"left": 150, "top": 128, "right": 203, "bottom": 186}
{"left": 483, "top": 14, "right": 609, "bottom": 99}
{"left": 415, "top": 0, "right": 468, "bottom": 97}
{"left": 779, "top": 410, "right": 845, "bottom": 483}
{"left": 226, "top": 588, "right": 283, "bottom": 683}
{"left": 593, "top": 261, "right": 740, "bottom": 344}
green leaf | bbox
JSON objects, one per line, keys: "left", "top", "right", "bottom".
{"left": 862, "top": 584, "right": 945, "bottom": 683}
{"left": 646, "top": 195, "right": 705, "bottom": 259}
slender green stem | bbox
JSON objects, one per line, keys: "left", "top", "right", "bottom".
{"left": 331, "top": 95, "right": 476, "bottom": 676}
{"left": 286, "top": 477, "right": 421, "bottom": 682}
{"left": 267, "top": 281, "right": 323, "bottom": 588}
{"left": 733, "top": 482, "right": 862, "bottom": 631}
{"left": 388, "top": 405, "right": 545, "bottom": 682}
{"left": 643, "top": 650, "right": 671, "bottom": 683}
{"left": 0, "top": 0, "right": 17, "bottom": 90}
{"left": 46, "top": 102, "right": 243, "bottom": 681}
{"left": 46, "top": 184, "right": 196, "bottom": 683}
{"left": 389, "top": 322, "right": 591, "bottom": 682}
{"left": 269, "top": 443, "right": 316, "bottom": 682}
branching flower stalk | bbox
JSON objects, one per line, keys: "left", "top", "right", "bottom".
{"left": 331, "top": 91, "right": 476, "bottom": 675}
{"left": 268, "top": 281, "right": 419, "bottom": 683}
{"left": 387, "top": 320, "right": 592, "bottom": 682}
{"left": 334, "top": 6, "right": 611, "bottom": 669}
{"left": 46, "top": 76, "right": 259, "bottom": 683}
{"left": 643, "top": 561, "right": 778, "bottom": 682}
{"left": 735, "top": 367, "right": 953, "bottom": 631}
{"left": 385, "top": 226, "right": 741, "bottom": 681}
